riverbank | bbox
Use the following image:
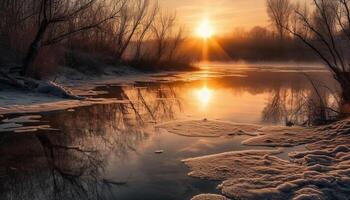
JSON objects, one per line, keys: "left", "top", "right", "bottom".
{"left": 0, "top": 61, "right": 328, "bottom": 115}
{"left": 0, "top": 65, "right": 200, "bottom": 115}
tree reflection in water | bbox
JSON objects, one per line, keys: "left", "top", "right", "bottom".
{"left": 262, "top": 84, "right": 340, "bottom": 126}
{"left": 0, "top": 85, "right": 181, "bottom": 200}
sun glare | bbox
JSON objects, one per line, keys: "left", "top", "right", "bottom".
{"left": 196, "top": 19, "right": 214, "bottom": 39}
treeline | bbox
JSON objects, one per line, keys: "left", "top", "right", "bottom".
{"left": 0, "top": 0, "right": 191, "bottom": 79}
{"left": 180, "top": 27, "right": 319, "bottom": 62}
{"left": 213, "top": 26, "right": 317, "bottom": 61}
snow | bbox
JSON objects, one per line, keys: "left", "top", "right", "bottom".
{"left": 0, "top": 90, "right": 63, "bottom": 107}
{"left": 0, "top": 97, "right": 126, "bottom": 115}
{"left": 184, "top": 119, "right": 350, "bottom": 200}
{"left": 0, "top": 115, "right": 58, "bottom": 133}
{"left": 242, "top": 126, "right": 314, "bottom": 147}
{"left": 191, "top": 194, "right": 229, "bottom": 200}
{"left": 157, "top": 119, "right": 261, "bottom": 137}
{"left": 243, "top": 119, "right": 350, "bottom": 150}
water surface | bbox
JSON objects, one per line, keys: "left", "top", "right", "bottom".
{"left": 0, "top": 62, "right": 335, "bottom": 200}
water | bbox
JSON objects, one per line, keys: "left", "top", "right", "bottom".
{"left": 0, "top": 63, "right": 335, "bottom": 200}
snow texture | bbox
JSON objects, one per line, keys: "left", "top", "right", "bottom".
{"left": 242, "top": 126, "right": 314, "bottom": 147}
{"left": 185, "top": 119, "right": 350, "bottom": 200}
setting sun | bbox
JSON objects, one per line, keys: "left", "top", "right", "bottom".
{"left": 196, "top": 19, "right": 214, "bottom": 39}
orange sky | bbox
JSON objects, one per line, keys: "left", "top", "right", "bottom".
{"left": 161, "top": 0, "right": 269, "bottom": 36}
{"left": 161, "top": 0, "right": 310, "bottom": 37}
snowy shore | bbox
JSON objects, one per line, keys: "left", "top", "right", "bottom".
{"left": 181, "top": 119, "right": 350, "bottom": 200}
{"left": 0, "top": 65, "right": 188, "bottom": 115}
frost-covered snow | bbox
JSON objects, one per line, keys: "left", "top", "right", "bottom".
{"left": 184, "top": 119, "right": 350, "bottom": 200}
{"left": 157, "top": 119, "right": 261, "bottom": 137}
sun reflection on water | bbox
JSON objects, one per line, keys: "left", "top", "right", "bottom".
{"left": 195, "top": 86, "right": 213, "bottom": 106}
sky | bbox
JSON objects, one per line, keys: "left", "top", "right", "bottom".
{"left": 160, "top": 0, "right": 269, "bottom": 36}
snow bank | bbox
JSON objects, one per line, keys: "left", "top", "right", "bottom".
{"left": 243, "top": 119, "right": 350, "bottom": 149}
{"left": 157, "top": 119, "right": 261, "bottom": 137}
{"left": 185, "top": 119, "right": 350, "bottom": 200}
{"left": 191, "top": 194, "right": 229, "bottom": 200}
{"left": 242, "top": 126, "right": 314, "bottom": 147}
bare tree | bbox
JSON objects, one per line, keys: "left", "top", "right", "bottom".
{"left": 133, "top": 1, "right": 159, "bottom": 60}
{"left": 152, "top": 10, "right": 176, "bottom": 61}
{"left": 167, "top": 26, "right": 186, "bottom": 61}
{"left": 111, "top": 0, "right": 155, "bottom": 60}
{"left": 266, "top": 0, "right": 293, "bottom": 42}
{"left": 0, "top": 1, "right": 39, "bottom": 55}
{"left": 20, "top": 0, "right": 126, "bottom": 77}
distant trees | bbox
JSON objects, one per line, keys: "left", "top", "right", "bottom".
{"left": 214, "top": 26, "right": 309, "bottom": 61}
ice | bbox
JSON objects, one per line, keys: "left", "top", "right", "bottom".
{"left": 157, "top": 119, "right": 261, "bottom": 137}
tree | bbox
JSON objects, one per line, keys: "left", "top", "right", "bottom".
{"left": 133, "top": 1, "right": 159, "bottom": 60}
{"left": 167, "top": 26, "right": 185, "bottom": 61}
{"left": 114, "top": 0, "right": 153, "bottom": 59}
{"left": 279, "top": 0, "right": 350, "bottom": 110}
{"left": 266, "top": 0, "right": 293, "bottom": 42}
{"left": 20, "top": 0, "right": 126, "bottom": 77}
{"left": 152, "top": 11, "right": 176, "bottom": 61}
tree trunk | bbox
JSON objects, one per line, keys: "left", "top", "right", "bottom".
{"left": 134, "top": 41, "right": 142, "bottom": 60}
{"left": 338, "top": 74, "right": 350, "bottom": 115}
{"left": 21, "top": 20, "right": 48, "bottom": 76}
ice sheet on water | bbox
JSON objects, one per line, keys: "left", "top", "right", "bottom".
{"left": 157, "top": 119, "right": 261, "bottom": 137}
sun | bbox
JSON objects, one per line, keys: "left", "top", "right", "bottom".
{"left": 196, "top": 19, "right": 214, "bottom": 39}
